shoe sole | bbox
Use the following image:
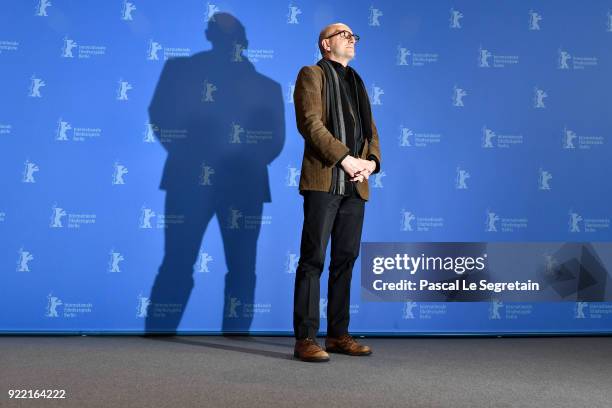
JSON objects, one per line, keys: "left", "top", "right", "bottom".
{"left": 325, "top": 347, "right": 372, "bottom": 356}
{"left": 293, "top": 351, "right": 330, "bottom": 362}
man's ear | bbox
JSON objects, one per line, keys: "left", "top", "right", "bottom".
{"left": 321, "top": 38, "right": 329, "bottom": 52}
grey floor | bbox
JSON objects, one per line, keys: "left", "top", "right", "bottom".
{"left": 1, "top": 335, "right": 611, "bottom": 408}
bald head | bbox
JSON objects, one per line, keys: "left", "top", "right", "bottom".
{"left": 318, "top": 23, "right": 352, "bottom": 56}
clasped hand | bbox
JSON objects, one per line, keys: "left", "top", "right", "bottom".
{"left": 340, "top": 156, "right": 376, "bottom": 182}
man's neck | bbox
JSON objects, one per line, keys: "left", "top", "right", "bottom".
{"left": 325, "top": 55, "right": 349, "bottom": 67}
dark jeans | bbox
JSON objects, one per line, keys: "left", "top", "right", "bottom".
{"left": 293, "top": 185, "right": 365, "bottom": 339}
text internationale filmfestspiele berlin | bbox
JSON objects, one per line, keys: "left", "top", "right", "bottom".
{"left": 370, "top": 253, "right": 540, "bottom": 293}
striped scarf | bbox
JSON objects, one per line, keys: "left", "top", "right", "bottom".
{"left": 317, "top": 58, "right": 372, "bottom": 195}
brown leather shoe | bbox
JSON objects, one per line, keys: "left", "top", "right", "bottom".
{"left": 294, "top": 338, "right": 330, "bottom": 362}
{"left": 325, "top": 334, "right": 372, "bottom": 356}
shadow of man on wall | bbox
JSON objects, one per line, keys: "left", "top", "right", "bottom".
{"left": 144, "top": 13, "right": 285, "bottom": 335}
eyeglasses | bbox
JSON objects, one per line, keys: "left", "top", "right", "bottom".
{"left": 325, "top": 30, "right": 360, "bottom": 43}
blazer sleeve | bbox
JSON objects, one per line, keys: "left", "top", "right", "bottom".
{"left": 366, "top": 115, "right": 382, "bottom": 174}
{"left": 293, "top": 66, "right": 350, "bottom": 167}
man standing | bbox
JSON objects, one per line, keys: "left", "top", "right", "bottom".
{"left": 292, "top": 23, "right": 382, "bottom": 362}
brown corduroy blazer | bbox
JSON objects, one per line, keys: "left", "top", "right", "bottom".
{"left": 293, "top": 64, "right": 382, "bottom": 201}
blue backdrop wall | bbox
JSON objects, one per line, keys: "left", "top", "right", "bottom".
{"left": 1, "top": 1, "right": 611, "bottom": 334}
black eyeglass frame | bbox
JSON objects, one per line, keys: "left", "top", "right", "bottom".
{"left": 324, "top": 30, "right": 360, "bottom": 43}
